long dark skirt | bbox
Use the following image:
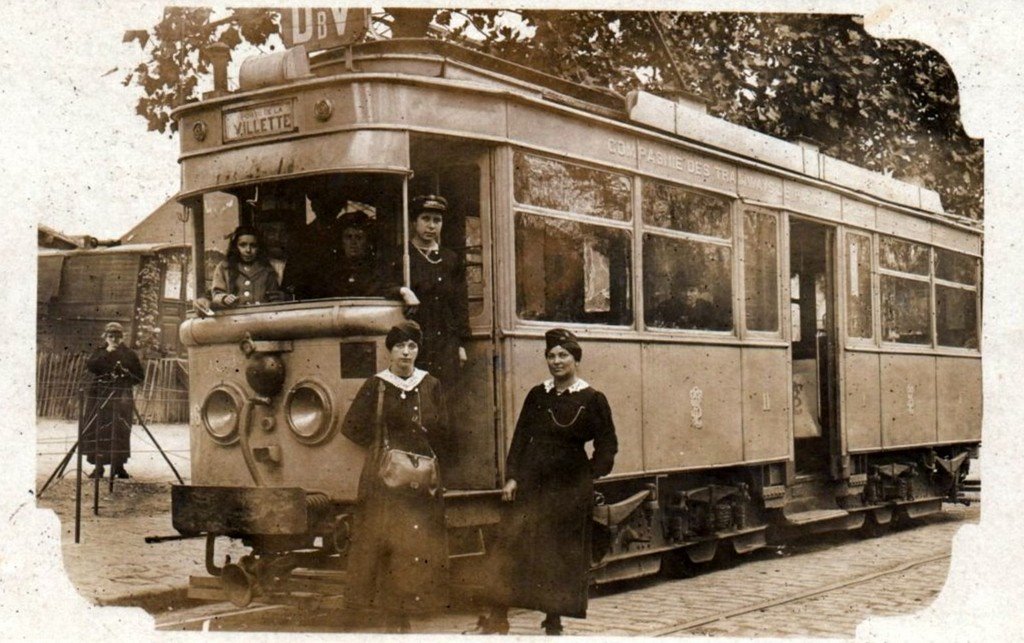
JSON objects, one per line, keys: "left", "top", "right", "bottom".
{"left": 81, "top": 389, "right": 133, "bottom": 466}
{"left": 346, "top": 483, "right": 449, "bottom": 614}
{"left": 490, "top": 473, "right": 593, "bottom": 618}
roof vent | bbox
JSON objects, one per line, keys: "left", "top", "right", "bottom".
{"left": 239, "top": 46, "right": 312, "bottom": 92}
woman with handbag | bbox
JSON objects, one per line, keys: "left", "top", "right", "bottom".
{"left": 340, "top": 320, "right": 449, "bottom": 633}
{"left": 480, "top": 328, "right": 618, "bottom": 635}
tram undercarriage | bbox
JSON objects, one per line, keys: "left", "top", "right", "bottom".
{"left": 173, "top": 442, "right": 975, "bottom": 606}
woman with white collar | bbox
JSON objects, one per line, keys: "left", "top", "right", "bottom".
{"left": 341, "top": 320, "right": 449, "bottom": 633}
{"left": 402, "top": 194, "right": 470, "bottom": 396}
{"left": 483, "top": 328, "right": 619, "bottom": 635}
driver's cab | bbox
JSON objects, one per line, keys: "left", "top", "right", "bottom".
{"left": 190, "top": 135, "right": 498, "bottom": 490}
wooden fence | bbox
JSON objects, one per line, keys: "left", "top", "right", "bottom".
{"left": 36, "top": 351, "right": 189, "bottom": 424}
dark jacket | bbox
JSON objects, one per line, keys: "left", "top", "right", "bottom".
{"left": 340, "top": 369, "right": 450, "bottom": 613}
{"left": 494, "top": 380, "right": 618, "bottom": 617}
{"left": 405, "top": 246, "right": 470, "bottom": 389}
{"left": 82, "top": 344, "right": 144, "bottom": 466}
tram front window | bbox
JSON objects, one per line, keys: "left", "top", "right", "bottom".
{"left": 197, "top": 173, "right": 405, "bottom": 306}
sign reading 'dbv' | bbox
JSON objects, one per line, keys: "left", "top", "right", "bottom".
{"left": 278, "top": 8, "right": 370, "bottom": 52}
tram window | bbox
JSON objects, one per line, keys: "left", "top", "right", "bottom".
{"left": 936, "top": 285, "right": 979, "bottom": 348}
{"left": 936, "top": 249, "right": 979, "bottom": 348}
{"left": 643, "top": 233, "right": 733, "bottom": 331}
{"left": 880, "top": 275, "right": 931, "bottom": 344}
{"left": 514, "top": 212, "right": 632, "bottom": 325}
{"left": 936, "top": 248, "right": 978, "bottom": 285}
{"left": 198, "top": 174, "right": 404, "bottom": 305}
{"left": 880, "top": 237, "right": 929, "bottom": 275}
{"left": 846, "top": 233, "right": 873, "bottom": 339}
{"left": 641, "top": 180, "right": 732, "bottom": 239}
{"left": 743, "top": 209, "right": 779, "bottom": 332}
{"left": 513, "top": 152, "right": 631, "bottom": 221}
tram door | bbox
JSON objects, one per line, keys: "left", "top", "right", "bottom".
{"left": 789, "top": 219, "right": 840, "bottom": 477}
{"left": 410, "top": 138, "right": 497, "bottom": 489}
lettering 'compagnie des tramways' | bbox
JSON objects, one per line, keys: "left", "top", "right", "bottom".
{"left": 606, "top": 136, "right": 735, "bottom": 185}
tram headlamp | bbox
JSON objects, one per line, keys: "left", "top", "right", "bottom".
{"left": 285, "top": 381, "right": 334, "bottom": 445}
{"left": 201, "top": 385, "right": 244, "bottom": 445}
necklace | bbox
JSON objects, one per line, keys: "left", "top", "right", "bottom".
{"left": 413, "top": 244, "right": 443, "bottom": 265}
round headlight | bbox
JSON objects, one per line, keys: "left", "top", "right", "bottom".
{"left": 285, "top": 380, "right": 334, "bottom": 445}
{"left": 201, "top": 385, "right": 243, "bottom": 446}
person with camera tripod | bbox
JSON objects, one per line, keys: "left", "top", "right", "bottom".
{"left": 82, "top": 322, "right": 144, "bottom": 479}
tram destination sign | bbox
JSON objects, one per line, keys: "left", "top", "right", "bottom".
{"left": 223, "top": 99, "right": 297, "bottom": 143}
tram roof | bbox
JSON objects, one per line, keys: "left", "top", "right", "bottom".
{"left": 178, "top": 38, "right": 979, "bottom": 231}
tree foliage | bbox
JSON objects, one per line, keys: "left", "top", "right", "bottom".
{"left": 124, "top": 9, "right": 982, "bottom": 219}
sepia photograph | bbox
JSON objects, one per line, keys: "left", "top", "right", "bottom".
{"left": 5, "top": 1, "right": 1022, "bottom": 638}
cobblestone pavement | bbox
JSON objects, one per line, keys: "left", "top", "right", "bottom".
{"left": 155, "top": 504, "right": 978, "bottom": 637}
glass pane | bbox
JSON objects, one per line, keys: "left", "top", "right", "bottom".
{"left": 642, "top": 180, "right": 732, "bottom": 239}
{"left": 935, "top": 248, "right": 978, "bottom": 285}
{"left": 846, "top": 233, "right": 873, "bottom": 339}
{"left": 743, "top": 210, "right": 778, "bottom": 332}
{"left": 643, "top": 233, "right": 733, "bottom": 331}
{"left": 465, "top": 215, "right": 484, "bottom": 318}
{"left": 513, "top": 151, "right": 631, "bottom": 221}
{"left": 937, "top": 285, "right": 978, "bottom": 348}
{"left": 880, "top": 275, "right": 931, "bottom": 344}
{"left": 515, "top": 212, "right": 632, "bottom": 325}
{"left": 879, "top": 236, "right": 930, "bottom": 275}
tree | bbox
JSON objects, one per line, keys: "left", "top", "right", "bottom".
{"left": 124, "top": 9, "right": 982, "bottom": 219}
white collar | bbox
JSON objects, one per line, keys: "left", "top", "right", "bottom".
{"left": 375, "top": 368, "right": 428, "bottom": 392}
{"left": 543, "top": 378, "right": 589, "bottom": 394}
{"left": 411, "top": 240, "right": 440, "bottom": 253}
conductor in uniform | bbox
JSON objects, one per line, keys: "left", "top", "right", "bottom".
{"left": 402, "top": 195, "right": 470, "bottom": 392}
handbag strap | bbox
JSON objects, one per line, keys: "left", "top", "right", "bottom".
{"left": 375, "top": 379, "right": 389, "bottom": 450}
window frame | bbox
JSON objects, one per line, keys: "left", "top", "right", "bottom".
{"left": 639, "top": 178, "right": 738, "bottom": 337}
{"left": 510, "top": 148, "right": 636, "bottom": 331}
{"left": 739, "top": 204, "right": 784, "bottom": 340}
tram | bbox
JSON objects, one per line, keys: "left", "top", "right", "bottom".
{"left": 169, "top": 39, "right": 981, "bottom": 603}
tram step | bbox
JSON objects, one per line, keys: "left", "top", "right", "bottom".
{"left": 782, "top": 508, "right": 849, "bottom": 526}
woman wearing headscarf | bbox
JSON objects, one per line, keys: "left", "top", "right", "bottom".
{"left": 482, "top": 328, "right": 618, "bottom": 635}
{"left": 340, "top": 320, "right": 450, "bottom": 633}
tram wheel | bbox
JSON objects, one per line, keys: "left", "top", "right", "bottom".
{"left": 661, "top": 549, "right": 706, "bottom": 579}
{"left": 858, "top": 513, "right": 891, "bottom": 539}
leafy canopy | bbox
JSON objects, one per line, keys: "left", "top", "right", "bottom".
{"left": 123, "top": 8, "right": 982, "bottom": 219}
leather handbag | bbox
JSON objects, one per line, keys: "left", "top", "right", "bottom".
{"left": 373, "top": 381, "right": 440, "bottom": 495}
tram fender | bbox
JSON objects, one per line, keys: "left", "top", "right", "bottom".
{"left": 172, "top": 485, "right": 308, "bottom": 535}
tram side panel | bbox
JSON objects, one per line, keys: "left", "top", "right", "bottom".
{"left": 843, "top": 350, "right": 883, "bottom": 451}
{"left": 740, "top": 347, "right": 792, "bottom": 462}
{"left": 936, "top": 356, "right": 982, "bottom": 443}
{"left": 880, "top": 353, "right": 939, "bottom": 448}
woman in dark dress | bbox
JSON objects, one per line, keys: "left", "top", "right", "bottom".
{"left": 82, "top": 322, "right": 145, "bottom": 479}
{"left": 340, "top": 320, "right": 450, "bottom": 633}
{"left": 403, "top": 195, "right": 470, "bottom": 391}
{"left": 483, "top": 328, "right": 618, "bottom": 635}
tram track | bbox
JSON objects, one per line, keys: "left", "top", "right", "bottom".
{"left": 156, "top": 550, "right": 954, "bottom": 634}
{"left": 647, "top": 550, "right": 952, "bottom": 636}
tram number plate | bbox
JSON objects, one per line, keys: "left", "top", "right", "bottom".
{"left": 223, "top": 99, "right": 297, "bottom": 142}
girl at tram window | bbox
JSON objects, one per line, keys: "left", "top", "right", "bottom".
{"left": 480, "top": 328, "right": 619, "bottom": 636}
{"left": 210, "top": 225, "right": 283, "bottom": 309}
